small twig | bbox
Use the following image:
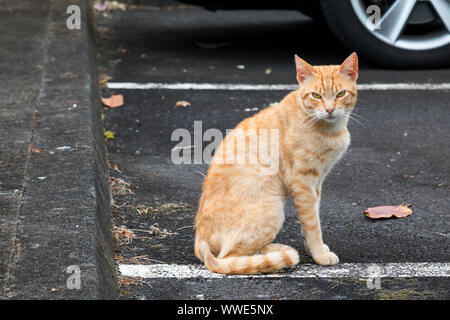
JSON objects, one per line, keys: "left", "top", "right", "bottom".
{"left": 177, "top": 224, "right": 195, "bottom": 230}
{"left": 129, "top": 228, "right": 155, "bottom": 233}
{"left": 196, "top": 171, "right": 206, "bottom": 178}
{"left": 435, "top": 232, "right": 448, "bottom": 238}
{"left": 111, "top": 200, "right": 127, "bottom": 208}
{"left": 140, "top": 258, "right": 166, "bottom": 264}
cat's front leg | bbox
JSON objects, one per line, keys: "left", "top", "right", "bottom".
{"left": 290, "top": 178, "right": 339, "bottom": 265}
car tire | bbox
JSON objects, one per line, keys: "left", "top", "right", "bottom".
{"left": 319, "top": 0, "right": 450, "bottom": 69}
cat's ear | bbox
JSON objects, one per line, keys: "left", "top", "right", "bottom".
{"left": 340, "top": 52, "right": 358, "bottom": 81}
{"left": 295, "top": 55, "right": 315, "bottom": 84}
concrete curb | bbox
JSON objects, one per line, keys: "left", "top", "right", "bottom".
{"left": 3, "top": 0, "right": 118, "bottom": 299}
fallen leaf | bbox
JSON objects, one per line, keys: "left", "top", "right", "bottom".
{"left": 364, "top": 205, "right": 413, "bottom": 220}
{"left": 113, "top": 225, "right": 136, "bottom": 245}
{"left": 30, "top": 144, "right": 41, "bottom": 154}
{"left": 99, "top": 75, "right": 112, "bottom": 86}
{"left": 119, "top": 276, "right": 139, "bottom": 287}
{"left": 176, "top": 100, "right": 191, "bottom": 108}
{"left": 101, "top": 94, "right": 124, "bottom": 108}
{"left": 104, "top": 130, "right": 115, "bottom": 141}
{"left": 112, "top": 163, "right": 121, "bottom": 173}
{"left": 110, "top": 177, "right": 134, "bottom": 196}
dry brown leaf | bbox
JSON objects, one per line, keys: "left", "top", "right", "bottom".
{"left": 102, "top": 94, "right": 124, "bottom": 108}
{"left": 119, "top": 276, "right": 139, "bottom": 287}
{"left": 364, "top": 205, "right": 413, "bottom": 220}
{"left": 111, "top": 163, "right": 121, "bottom": 173}
{"left": 104, "top": 130, "right": 115, "bottom": 141}
{"left": 113, "top": 225, "right": 136, "bottom": 245}
{"left": 110, "top": 177, "right": 134, "bottom": 196}
{"left": 175, "top": 100, "right": 191, "bottom": 108}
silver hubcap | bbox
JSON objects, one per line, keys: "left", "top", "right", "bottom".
{"left": 350, "top": 0, "right": 450, "bottom": 50}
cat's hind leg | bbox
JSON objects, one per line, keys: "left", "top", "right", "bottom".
{"left": 196, "top": 197, "right": 297, "bottom": 274}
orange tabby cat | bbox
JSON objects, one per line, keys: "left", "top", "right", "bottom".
{"left": 195, "top": 53, "right": 358, "bottom": 274}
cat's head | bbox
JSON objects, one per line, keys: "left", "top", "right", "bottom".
{"left": 295, "top": 53, "right": 358, "bottom": 123}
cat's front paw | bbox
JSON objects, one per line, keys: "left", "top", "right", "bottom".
{"left": 313, "top": 251, "right": 339, "bottom": 265}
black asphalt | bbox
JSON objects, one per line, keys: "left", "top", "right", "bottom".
{"left": 96, "top": 1, "right": 449, "bottom": 299}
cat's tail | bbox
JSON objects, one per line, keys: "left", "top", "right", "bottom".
{"left": 198, "top": 241, "right": 299, "bottom": 275}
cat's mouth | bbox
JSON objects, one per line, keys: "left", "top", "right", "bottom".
{"left": 322, "top": 111, "right": 347, "bottom": 122}
{"left": 323, "top": 115, "right": 337, "bottom": 122}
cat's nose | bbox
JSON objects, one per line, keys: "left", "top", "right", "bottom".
{"left": 325, "top": 108, "right": 335, "bottom": 116}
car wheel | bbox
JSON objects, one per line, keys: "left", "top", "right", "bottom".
{"left": 319, "top": 0, "right": 450, "bottom": 68}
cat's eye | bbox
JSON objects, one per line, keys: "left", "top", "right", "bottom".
{"left": 336, "top": 90, "right": 346, "bottom": 98}
{"left": 311, "top": 92, "right": 322, "bottom": 99}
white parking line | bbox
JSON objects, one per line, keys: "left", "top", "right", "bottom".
{"left": 119, "top": 262, "right": 450, "bottom": 279}
{"left": 107, "top": 82, "right": 450, "bottom": 91}
{"left": 0, "top": 189, "right": 21, "bottom": 196}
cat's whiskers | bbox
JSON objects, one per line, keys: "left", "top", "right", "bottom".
{"left": 307, "top": 117, "right": 321, "bottom": 130}
{"left": 348, "top": 114, "right": 365, "bottom": 127}
{"left": 349, "top": 112, "right": 365, "bottom": 120}
{"left": 355, "top": 99, "right": 369, "bottom": 106}
{"left": 350, "top": 106, "right": 364, "bottom": 116}
{"left": 298, "top": 115, "right": 320, "bottom": 131}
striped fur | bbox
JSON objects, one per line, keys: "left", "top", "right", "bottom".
{"left": 198, "top": 241, "right": 299, "bottom": 275}
{"left": 195, "top": 53, "right": 358, "bottom": 274}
